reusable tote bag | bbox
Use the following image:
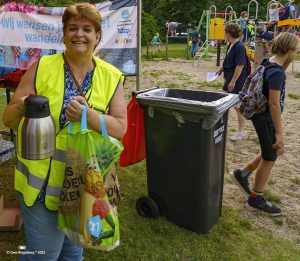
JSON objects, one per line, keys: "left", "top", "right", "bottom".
{"left": 58, "top": 105, "right": 123, "bottom": 251}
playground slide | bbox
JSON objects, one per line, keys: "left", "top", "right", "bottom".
{"left": 245, "top": 45, "right": 255, "bottom": 61}
{"left": 209, "top": 18, "right": 225, "bottom": 40}
{"left": 277, "top": 19, "right": 300, "bottom": 27}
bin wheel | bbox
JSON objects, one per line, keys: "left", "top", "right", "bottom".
{"left": 136, "top": 196, "right": 159, "bottom": 219}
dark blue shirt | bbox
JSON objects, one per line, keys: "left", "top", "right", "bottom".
{"left": 255, "top": 59, "right": 286, "bottom": 120}
{"left": 223, "top": 40, "right": 247, "bottom": 94}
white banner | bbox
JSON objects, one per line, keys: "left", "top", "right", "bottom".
{"left": 0, "top": 0, "right": 137, "bottom": 75}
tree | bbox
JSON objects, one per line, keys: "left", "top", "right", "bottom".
{"left": 141, "top": 10, "right": 158, "bottom": 46}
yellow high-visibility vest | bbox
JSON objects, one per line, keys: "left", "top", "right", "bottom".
{"left": 15, "top": 53, "right": 123, "bottom": 210}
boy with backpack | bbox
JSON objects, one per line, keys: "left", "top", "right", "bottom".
{"left": 231, "top": 32, "right": 300, "bottom": 216}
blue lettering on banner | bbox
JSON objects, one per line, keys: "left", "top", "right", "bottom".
{"left": 117, "top": 27, "right": 130, "bottom": 35}
{"left": 56, "top": 21, "right": 63, "bottom": 34}
{"left": 16, "top": 20, "right": 55, "bottom": 31}
{"left": 24, "top": 33, "right": 63, "bottom": 44}
{"left": 1, "top": 17, "right": 14, "bottom": 30}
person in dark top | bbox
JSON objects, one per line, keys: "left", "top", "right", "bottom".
{"left": 216, "top": 23, "right": 248, "bottom": 142}
{"left": 230, "top": 32, "right": 300, "bottom": 216}
{"left": 191, "top": 29, "right": 200, "bottom": 57}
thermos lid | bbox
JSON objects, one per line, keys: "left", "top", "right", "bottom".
{"left": 23, "top": 95, "right": 50, "bottom": 118}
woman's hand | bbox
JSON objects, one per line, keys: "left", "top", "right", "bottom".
{"left": 65, "top": 96, "right": 89, "bottom": 122}
{"left": 216, "top": 67, "right": 223, "bottom": 76}
{"left": 227, "top": 80, "right": 235, "bottom": 92}
{"left": 273, "top": 133, "right": 284, "bottom": 156}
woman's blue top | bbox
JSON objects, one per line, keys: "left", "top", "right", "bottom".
{"left": 60, "top": 65, "right": 95, "bottom": 128}
{"left": 223, "top": 40, "right": 247, "bottom": 94}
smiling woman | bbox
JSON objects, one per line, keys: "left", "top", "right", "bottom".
{"left": 2, "top": 2, "right": 127, "bottom": 260}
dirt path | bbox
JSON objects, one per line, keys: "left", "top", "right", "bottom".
{"left": 124, "top": 58, "right": 300, "bottom": 245}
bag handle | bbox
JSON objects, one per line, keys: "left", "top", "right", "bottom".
{"left": 100, "top": 114, "right": 109, "bottom": 138}
{"left": 68, "top": 105, "right": 109, "bottom": 138}
{"left": 68, "top": 105, "right": 87, "bottom": 131}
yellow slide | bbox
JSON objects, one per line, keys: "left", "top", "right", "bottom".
{"left": 245, "top": 45, "right": 255, "bottom": 61}
{"left": 277, "top": 19, "right": 300, "bottom": 27}
{"left": 209, "top": 18, "right": 225, "bottom": 40}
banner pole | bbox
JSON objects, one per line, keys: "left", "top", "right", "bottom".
{"left": 136, "top": 0, "right": 141, "bottom": 91}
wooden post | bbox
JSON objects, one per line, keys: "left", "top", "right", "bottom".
{"left": 186, "top": 34, "right": 189, "bottom": 60}
{"left": 146, "top": 42, "right": 149, "bottom": 58}
{"left": 166, "top": 34, "right": 168, "bottom": 61}
{"left": 216, "top": 40, "right": 221, "bottom": 66}
{"left": 136, "top": 0, "right": 141, "bottom": 91}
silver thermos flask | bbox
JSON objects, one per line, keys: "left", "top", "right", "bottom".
{"left": 18, "top": 95, "right": 55, "bottom": 160}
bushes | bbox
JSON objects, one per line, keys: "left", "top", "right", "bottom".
{"left": 141, "top": 11, "right": 159, "bottom": 46}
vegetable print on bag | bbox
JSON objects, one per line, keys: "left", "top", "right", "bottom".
{"left": 58, "top": 106, "right": 123, "bottom": 251}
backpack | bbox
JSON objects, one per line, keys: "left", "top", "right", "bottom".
{"left": 239, "top": 63, "right": 279, "bottom": 119}
{"left": 279, "top": 5, "right": 290, "bottom": 20}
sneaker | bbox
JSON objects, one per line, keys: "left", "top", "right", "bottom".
{"left": 230, "top": 169, "right": 251, "bottom": 196}
{"left": 230, "top": 131, "right": 246, "bottom": 141}
{"left": 246, "top": 196, "right": 282, "bottom": 216}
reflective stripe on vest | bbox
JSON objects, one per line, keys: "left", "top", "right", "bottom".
{"left": 16, "top": 159, "right": 61, "bottom": 197}
{"left": 52, "top": 148, "right": 66, "bottom": 163}
{"left": 15, "top": 53, "right": 123, "bottom": 210}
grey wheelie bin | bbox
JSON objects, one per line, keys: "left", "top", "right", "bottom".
{"left": 135, "top": 88, "right": 240, "bottom": 233}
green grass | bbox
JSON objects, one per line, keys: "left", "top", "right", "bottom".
{"left": 147, "top": 70, "right": 165, "bottom": 78}
{"left": 82, "top": 161, "right": 299, "bottom": 261}
{"left": 1, "top": 160, "right": 300, "bottom": 260}
{"left": 291, "top": 177, "right": 300, "bottom": 185}
{"left": 158, "top": 82, "right": 186, "bottom": 89}
{"left": 267, "top": 178, "right": 277, "bottom": 185}
{"left": 263, "top": 189, "right": 281, "bottom": 204}
{"left": 196, "top": 81, "right": 224, "bottom": 89}
{"left": 0, "top": 91, "right": 9, "bottom": 131}
{"left": 293, "top": 72, "right": 300, "bottom": 78}
{"left": 288, "top": 93, "right": 300, "bottom": 100}
{"left": 294, "top": 53, "right": 300, "bottom": 61}
{"left": 141, "top": 43, "right": 221, "bottom": 61}
{"left": 142, "top": 43, "right": 188, "bottom": 60}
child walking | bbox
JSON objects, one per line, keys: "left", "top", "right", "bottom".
{"left": 231, "top": 32, "right": 300, "bottom": 216}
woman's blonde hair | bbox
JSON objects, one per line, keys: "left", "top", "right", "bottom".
{"left": 225, "top": 22, "right": 243, "bottom": 39}
{"left": 271, "top": 32, "right": 300, "bottom": 55}
{"left": 62, "top": 3, "right": 102, "bottom": 39}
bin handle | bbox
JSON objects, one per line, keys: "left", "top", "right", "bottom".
{"left": 133, "top": 87, "right": 159, "bottom": 96}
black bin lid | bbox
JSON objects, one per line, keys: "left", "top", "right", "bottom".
{"left": 23, "top": 95, "right": 50, "bottom": 118}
